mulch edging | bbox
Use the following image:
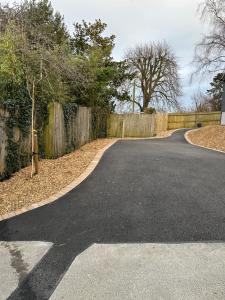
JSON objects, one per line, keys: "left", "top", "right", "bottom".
{"left": 185, "top": 129, "right": 225, "bottom": 154}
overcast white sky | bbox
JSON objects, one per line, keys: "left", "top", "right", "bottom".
{"left": 5, "top": 0, "right": 209, "bottom": 107}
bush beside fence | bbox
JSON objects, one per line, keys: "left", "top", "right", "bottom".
{"left": 0, "top": 109, "right": 9, "bottom": 176}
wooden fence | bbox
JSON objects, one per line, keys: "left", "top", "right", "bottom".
{"left": 108, "top": 113, "right": 156, "bottom": 138}
{"left": 44, "top": 104, "right": 93, "bottom": 158}
{"left": 108, "top": 111, "right": 221, "bottom": 138}
{"left": 1, "top": 105, "right": 222, "bottom": 179}
{"left": 168, "top": 112, "right": 221, "bottom": 130}
{"left": 0, "top": 103, "right": 108, "bottom": 179}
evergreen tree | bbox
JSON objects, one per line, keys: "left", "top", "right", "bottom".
{"left": 207, "top": 73, "right": 224, "bottom": 111}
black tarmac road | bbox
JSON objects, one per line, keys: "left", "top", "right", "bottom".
{"left": 0, "top": 129, "right": 225, "bottom": 299}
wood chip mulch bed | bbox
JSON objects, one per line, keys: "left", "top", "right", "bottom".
{"left": 0, "top": 139, "right": 116, "bottom": 216}
{"left": 187, "top": 125, "right": 225, "bottom": 152}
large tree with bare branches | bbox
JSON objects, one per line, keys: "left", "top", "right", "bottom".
{"left": 125, "top": 42, "right": 181, "bottom": 112}
{"left": 194, "top": 0, "right": 225, "bottom": 75}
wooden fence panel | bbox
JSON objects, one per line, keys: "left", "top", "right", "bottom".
{"left": 107, "top": 114, "right": 124, "bottom": 137}
{"left": 168, "top": 112, "right": 221, "bottom": 130}
{"left": 108, "top": 113, "right": 156, "bottom": 138}
{"left": 125, "top": 114, "right": 155, "bottom": 137}
{"left": 44, "top": 104, "right": 93, "bottom": 158}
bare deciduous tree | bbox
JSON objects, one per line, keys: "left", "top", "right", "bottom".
{"left": 125, "top": 42, "right": 181, "bottom": 112}
{"left": 191, "top": 91, "right": 212, "bottom": 112}
{"left": 193, "top": 0, "right": 225, "bottom": 75}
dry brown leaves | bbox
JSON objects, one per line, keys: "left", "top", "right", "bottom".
{"left": 0, "top": 139, "right": 116, "bottom": 216}
{"left": 188, "top": 125, "right": 225, "bottom": 152}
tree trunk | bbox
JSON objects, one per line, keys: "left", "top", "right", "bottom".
{"left": 33, "top": 131, "right": 39, "bottom": 175}
{"left": 31, "top": 80, "right": 39, "bottom": 177}
{"left": 143, "top": 95, "right": 149, "bottom": 112}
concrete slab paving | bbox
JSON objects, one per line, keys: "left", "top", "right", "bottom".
{"left": 50, "top": 243, "right": 225, "bottom": 300}
{"left": 0, "top": 241, "right": 52, "bottom": 299}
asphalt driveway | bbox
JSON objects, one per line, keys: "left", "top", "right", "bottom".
{"left": 0, "top": 129, "right": 225, "bottom": 299}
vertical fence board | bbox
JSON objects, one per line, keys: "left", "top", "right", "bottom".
{"left": 75, "top": 106, "right": 92, "bottom": 148}
{"left": 44, "top": 102, "right": 66, "bottom": 158}
{"left": 155, "top": 113, "right": 168, "bottom": 134}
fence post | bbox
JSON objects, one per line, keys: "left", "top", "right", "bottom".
{"left": 122, "top": 120, "right": 125, "bottom": 138}
{"left": 221, "top": 81, "right": 225, "bottom": 125}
